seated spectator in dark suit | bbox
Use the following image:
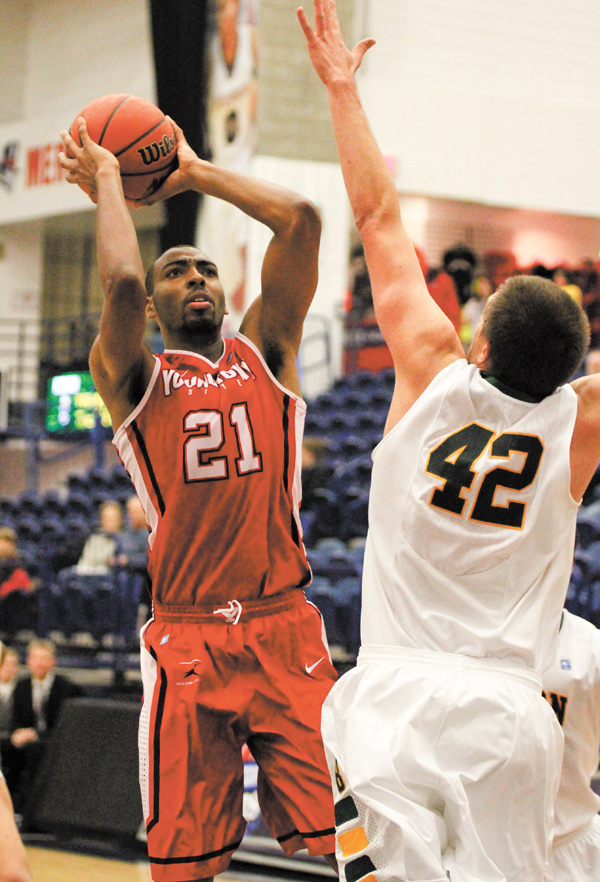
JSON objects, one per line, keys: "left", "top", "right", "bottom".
{"left": 0, "top": 646, "right": 20, "bottom": 751}
{"left": 5, "top": 639, "right": 83, "bottom": 812}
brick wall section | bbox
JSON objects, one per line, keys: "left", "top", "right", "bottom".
{"left": 257, "top": 0, "right": 354, "bottom": 162}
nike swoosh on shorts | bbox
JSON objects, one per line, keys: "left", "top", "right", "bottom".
{"left": 305, "top": 656, "right": 325, "bottom": 674}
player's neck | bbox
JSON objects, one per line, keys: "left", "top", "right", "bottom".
{"left": 165, "top": 333, "right": 225, "bottom": 363}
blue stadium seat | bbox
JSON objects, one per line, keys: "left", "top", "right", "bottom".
{"left": 332, "top": 576, "right": 362, "bottom": 656}
{"left": 576, "top": 503, "right": 600, "bottom": 548}
{"left": 306, "top": 576, "right": 338, "bottom": 644}
{"left": 341, "top": 492, "right": 370, "bottom": 541}
{"left": 302, "top": 488, "right": 340, "bottom": 543}
{"left": 310, "top": 547, "right": 361, "bottom": 585}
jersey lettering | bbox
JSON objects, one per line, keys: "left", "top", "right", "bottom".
{"left": 183, "top": 405, "right": 262, "bottom": 483}
{"left": 426, "top": 423, "right": 544, "bottom": 529}
{"left": 542, "top": 689, "right": 568, "bottom": 726}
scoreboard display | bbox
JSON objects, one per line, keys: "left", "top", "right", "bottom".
{"left": 46, "top": 371, "right": 111, "bottom": 433}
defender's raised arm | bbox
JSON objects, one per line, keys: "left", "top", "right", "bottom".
{"left": 298, "top": 0, "right": 462, "bottom": 425}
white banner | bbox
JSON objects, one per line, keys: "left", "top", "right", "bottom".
{"left": 0, "top": 114, "right": 91, "bottom": 224}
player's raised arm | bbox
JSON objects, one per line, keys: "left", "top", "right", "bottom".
{"left": 59, "top": 119, "right": 152, "bottom": 427}
{"left": 298, "top": 0, "right": 463, "bottom": 416}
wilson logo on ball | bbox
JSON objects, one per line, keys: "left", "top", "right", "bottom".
{"left": 137, "top": 133, "right": 176, "bottom": 166}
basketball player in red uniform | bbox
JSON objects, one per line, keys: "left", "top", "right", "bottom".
{"left": 58, "top": 117, "right": 337, "bottom": 882}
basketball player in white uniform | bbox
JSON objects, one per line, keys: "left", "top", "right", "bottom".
{"left": 542, "top": 610, "right": 600, "bottom": 881}
{"left": 298, "top": 2, "right": 600, "bottom": 881}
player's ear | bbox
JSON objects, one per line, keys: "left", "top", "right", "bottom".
{"left": 476, "top": 338, "right": 490, "bottom": 368}
{"left": 146, "top": 297, "right": 156, "bottom": 319}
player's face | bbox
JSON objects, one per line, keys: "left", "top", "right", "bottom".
{"left": 150, "top": 247, "right": 228, "bottom": 337}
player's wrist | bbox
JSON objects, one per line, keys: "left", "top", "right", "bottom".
{"left": 94, "top": 161, "right": 121, "bottom": 186}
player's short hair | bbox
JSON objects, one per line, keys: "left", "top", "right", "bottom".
{"left": 27, "top": 638, "right": 56, "bottom": 657}
{"left": 484, "top": 275, "right": 590, "bottom": 399}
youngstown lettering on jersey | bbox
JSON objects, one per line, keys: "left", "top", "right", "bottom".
{"left": 161, "top": 360, "right": 254, "bottom": 396}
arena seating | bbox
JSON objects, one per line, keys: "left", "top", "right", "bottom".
{"left": 3, "top": 365, "right": 600, "bottom": 667}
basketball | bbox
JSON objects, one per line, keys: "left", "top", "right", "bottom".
{"left": 69, "top": 94, "right": 177, "bottom": 202}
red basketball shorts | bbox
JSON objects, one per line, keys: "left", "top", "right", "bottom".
{"left": 139, "top": 590, "right": 337, "bottom": 881}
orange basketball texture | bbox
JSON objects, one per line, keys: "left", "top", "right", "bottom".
{"left": 69, "top": 94, "right": 177, "bottom": 202}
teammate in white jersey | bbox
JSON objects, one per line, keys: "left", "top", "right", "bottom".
{"left": 542, "top": 610, "right": 600, "bottom": 882}
{"left": 298, "top": 2, "right": 599, "bottom": 881}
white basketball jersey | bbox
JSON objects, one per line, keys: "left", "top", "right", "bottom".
{"left": 542, "top": 610, "right": 600, "bottom": 840}
{"left": 361, "top": 359, "right": 579, "bottom": 671}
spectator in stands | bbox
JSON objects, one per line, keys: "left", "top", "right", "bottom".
{"left": 74, "top": 499, "right": 123, "bottom": 575}
{"left": 542, "top": 610, "right": 600, "bottom": 881}
{"left": 6, "top": 639, "right": 83, "bottom": 814}
{"left": 110, "top": 495, "right": 148, "bottom": 573}
{"left": 110, "top": 495, "right": 150, "bottom": 637}
{"left": 580, "top": 262, "right": 600, "bottom": 349}
{"left": 461, "top": 272, "right": 494, "bottom": 347}
{"left": 442, "top": 242, "right": 477, "bottom": 305}
{"left": 553, "top": 266, "right": 583, "bottom": 307}
{"left": 415, "top": 245, "right": 462, "bottom": 334}
{"left": 585, "top": 349, "right": 600, "bottom": 376}
{"left": 0, "top": 647, "right": 20, "bottom": 749}
{"left": 0, "top": 527, "right": 34, "bottom": 598}
{"left": 0, "top": 640, "right": 32, "bottom": 882}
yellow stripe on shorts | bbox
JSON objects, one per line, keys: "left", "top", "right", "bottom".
{"left": 337, "top": 825, "right": 369, "bottom": 857}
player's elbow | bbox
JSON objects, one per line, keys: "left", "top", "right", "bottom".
{"left": 288, "top": 198, "right": 321, "bottom": 243}
{"left": 355, "top": 198, "right": 399, "bottom": 238}
{"left": 102, "top": 265, "right": 146, "bottom": 303}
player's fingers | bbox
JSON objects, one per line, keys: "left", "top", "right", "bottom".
{"left": 353, "top": 37, "right": 376, "bottom": 67}
{"left": 314, "top": 0, "right": 325, "bottom": 35}
{"left": 167, "top": 117, "right": 186, "bottom": 143}
{"left": 77, "top": 116, "right": 92, "bottom": 145}
{"left": 57, "top": 150, "right": 73, "bottom": 171}
{"left": 59, "top": 128, "right": 78, "bottom": 154}
{"left": 296, "top": 7, "right": 314, "bottom": 40}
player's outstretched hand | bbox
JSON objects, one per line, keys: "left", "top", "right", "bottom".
{"left": 297, "top": 0, "right": 375, "bottom": 86}
{"left": 137, "top": 118, "right": 201, "bottom": 206}
{"left": 59, "top": 117, "right": 119, "bottom": 204}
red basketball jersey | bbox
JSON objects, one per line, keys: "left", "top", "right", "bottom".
{"left": 113, "top": 334, "right": 310, "bottom": 607}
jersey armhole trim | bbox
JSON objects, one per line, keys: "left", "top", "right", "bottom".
{"left": 236, "top": 331, "right": 307, "bottom": 412}
{"left": 112, "top": 356, "right": 162, "bottom": 446}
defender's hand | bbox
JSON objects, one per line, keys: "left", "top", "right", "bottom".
{"left": 297, "top": 0, "right": 375, "bottom": 86}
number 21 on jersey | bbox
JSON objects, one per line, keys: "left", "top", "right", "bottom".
{"left": 183, "top": 404, "right": 262, "bottom": 482}
{"left": 425, "top": 422, "right": 544, "bottom": 530}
